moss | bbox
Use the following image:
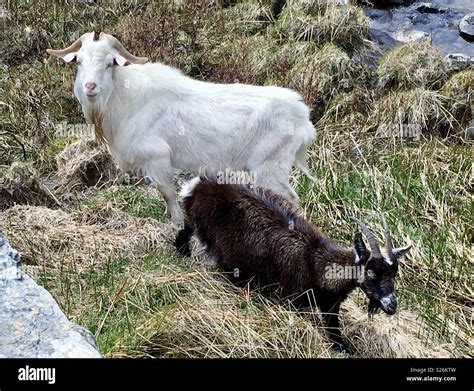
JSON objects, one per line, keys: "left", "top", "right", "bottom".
{"left": 377, "top": 41, "right": 448, "bottom": 90}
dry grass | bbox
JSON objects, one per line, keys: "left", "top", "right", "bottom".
{"left": 317, "top": 89, "right": 375, "bottom": 133}
{"left": 440, "top": 69, "right": 474, "bottom": 135}
{"left": 0, "top": 203, "right": 172, "bottom": 272}
{"left": 282, "top": 43, "right": 366, "bottom": 113}
{"left": 2, "top": 201, "right": 459, "bottom": 358}
{"left": 0, "top": 161, "right": 58, "bottom": 210}
{"left": 55, "top": 137, "right": 120, "bottom": 194}
{"left": 224, "top": 1, "right": 274, "bottom": 36}
{"left": 341, "top": 296, "right": 454, "bottom": 358}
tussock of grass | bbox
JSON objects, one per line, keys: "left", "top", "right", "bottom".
{"left": 282, "top": 43, "right": 366, "bottom": 115}
{"left": 224, "top": 1, "right": 274, "bottom": 36}
{"left": 55, "top": 138, "right": 119, "bottom": 193}
{"left": 377, "top": 41, "right": 448, "bottom": 90}
{"left": 317, "top": 89, "right": 375, "bottom": 133}
{"left": 273, "top": 1, "right": 369, "bottom": 51}
{"left": 371, "top": 88, "right": 453, "bottom": 137}
{"left": 203, "top": 34, "right": 277, "bottom": 84}
{"left": 440, "top": 69, "right": 474, "bottom": 134}
{"left": 341, "top": 296, "right": 453, "bottom": 358}
{"left": 77, "top": 185, "right": 167, "bottom": 222}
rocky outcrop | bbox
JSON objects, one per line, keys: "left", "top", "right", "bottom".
{"left": 365, "top": 2, "right": 474, "bottom": 60}
{"left": 459, "top": 13, "right": 474, "bottom": 41}
{"left": 0, "top": 234, "right": 101, "bottom": 358}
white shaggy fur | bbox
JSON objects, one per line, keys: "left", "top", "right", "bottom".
{"left": 48, "top": 33, "right": 316, "bottom": 224}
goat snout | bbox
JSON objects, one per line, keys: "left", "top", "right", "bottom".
{"left": 380, "top": 293, "right": 397, "bottom": 315}
{"left": 85, "top": 82, "right": 97, "bottom": 97}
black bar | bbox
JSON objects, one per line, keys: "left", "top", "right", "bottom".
{"left": 0, "top": 359, "right": 471, "bottom": 390}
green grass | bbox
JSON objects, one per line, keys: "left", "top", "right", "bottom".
{"left": 38, "top": 250, "right": 191, "bottom": 356}
{"left": 75, "top": 186, "right": 167, "bottom": 222}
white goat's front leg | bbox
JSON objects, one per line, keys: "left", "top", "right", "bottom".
{"left": 143, "top": 151, "right": 183, "bottom": 226}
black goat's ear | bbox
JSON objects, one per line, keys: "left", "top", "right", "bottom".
{"left": 392, "top": 244, "right": 412, "bottom": 261}
{"left": 354, "top": 233, "right": 368, "bottom": 264}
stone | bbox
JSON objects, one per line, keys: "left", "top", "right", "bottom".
{"left": 392, "top": 29, "right": 431, "bottom": 42}
{"left": 370, "top": 29, "right": 398, "bottom": 50}
{"left": 468, "top": 119, "right": 474, "bottom": 139}
{"left": 444, "top": 53, "right": 474, "bottom": 70}
{"left": 0, "top": 233, "right": 101, "bottom": 358}
{"left": 416, "top": 3, "right": 449, "bottom": 14}
{"left": 459, "top": 13, "right": 474, "bottom": 41}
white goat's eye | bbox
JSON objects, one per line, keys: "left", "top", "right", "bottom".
{"left": 106, "top": 63, "right": 113, "bottom": 69}
{"left": 367, "top": 269, "right": 376, "bottom": 278}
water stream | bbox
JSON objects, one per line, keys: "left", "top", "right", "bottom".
{"left": 365, "top": 0, "right": 474, "bottom": 58}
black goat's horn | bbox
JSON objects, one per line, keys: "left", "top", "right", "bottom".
{"left": 380, "top": 213, "right": 393, "bottom": 259}
{"left": 351, "top": 217, "right": 382, "bottom": 259}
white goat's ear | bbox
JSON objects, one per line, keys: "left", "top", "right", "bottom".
{"left": 392, "top": 244, "right": 412, "bottom": 260}
{"left": 113, "top": 54, "right": 129, "bottom": 67}
{"left": 62, "top": 52, "right": 77, "bottom": 63}
{"left": 46, "top": 49, "right": 77, "bottom": 63}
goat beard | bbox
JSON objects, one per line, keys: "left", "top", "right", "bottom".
{"left": 368, "top": 298, "right": 380, "bottom": 318}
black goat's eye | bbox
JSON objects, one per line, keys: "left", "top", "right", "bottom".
{"left": 367, "top": 269, "right": 376, "bottom": 279}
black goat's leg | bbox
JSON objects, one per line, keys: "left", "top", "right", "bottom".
{"left": 174, "top": 222, "right": 194, "bottom": 256}
{"left": 320, "top": 300, "right": 351, "bottom": 354}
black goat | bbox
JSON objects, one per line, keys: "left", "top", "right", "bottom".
{"left": 175, "top": 177, "right": 411, "bottom": 351}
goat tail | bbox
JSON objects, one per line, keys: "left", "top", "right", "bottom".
{"left": 179, "top": 176, "right": 201, "bottom": 199}
{"left": 294, "top": 143, "right": 316, "bottom": 182}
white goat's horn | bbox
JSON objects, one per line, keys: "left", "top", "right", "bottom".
{"left": 46, "top": 32, "right": 95, "bottom": 57}
{"left": 99, "top": 32, "right": 149, "bottom": 64}
{"left": 351, "top": 217, "right": 382, "bottom": 259}
{"left": 380, "top": 213, "right": 393, "bottom": 259}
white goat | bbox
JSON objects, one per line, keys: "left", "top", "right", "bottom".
{"left": 47, "top": 32, "right": 316, "bottom": 224}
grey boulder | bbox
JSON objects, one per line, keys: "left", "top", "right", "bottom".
{"left": 0, "top": 233, "right": 101, "bottom": 358}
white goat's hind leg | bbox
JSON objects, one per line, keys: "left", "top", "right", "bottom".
{"left": 145, "top": 157, "right": 183, "bottom": 225}
{"left": 255, "top": 167, "right": 299, "bottom": 205}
